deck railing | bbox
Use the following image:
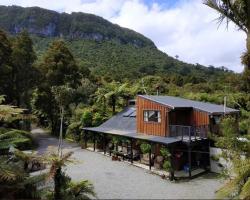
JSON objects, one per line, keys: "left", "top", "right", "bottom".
{"left": 169, "top": 125, "right": 209, "bottom": 142}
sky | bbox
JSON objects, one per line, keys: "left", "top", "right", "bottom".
{"left": 1, "top": 0, "right": 246, "bottom": 72}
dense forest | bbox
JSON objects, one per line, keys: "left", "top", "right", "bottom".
{"left": 0, "top": 28, "right": 249, "bottom": 138}
{"left": 0, "top": 6, "right": 249, "bottom": 138}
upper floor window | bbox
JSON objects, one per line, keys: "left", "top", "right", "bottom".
{"left": 143, "top": 110, "right": 161, "bottom": 123}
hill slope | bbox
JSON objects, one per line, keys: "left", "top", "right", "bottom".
{"left": 0, "top": 5, "right": 230, "bottom": 80}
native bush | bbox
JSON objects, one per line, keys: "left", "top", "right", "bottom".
{"left": 0, "top": 129, "right": 34, "bottom": 151}
{"left": 140, "top": 143, "right": 151, "bottom": 154}
{"left": 160, "top": 147, "right": 171, "bottom": 172}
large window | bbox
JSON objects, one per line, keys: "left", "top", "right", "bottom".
{"left": 143, "top": 110, "right": 161, "bottom": 123}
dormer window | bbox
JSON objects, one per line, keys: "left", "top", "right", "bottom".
{"left": 144, "top": 110, "right": 161, "bottom": 123}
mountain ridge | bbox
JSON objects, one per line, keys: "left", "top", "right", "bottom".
{"left": 0, "top": 5, "right": 231, "bottom": 80}
{"left": 0, "top": 5, "right": 156, "bottom": 48}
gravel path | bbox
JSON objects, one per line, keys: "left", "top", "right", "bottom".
{"left": 32, "top": 128, "right": 223, "bottom": 199}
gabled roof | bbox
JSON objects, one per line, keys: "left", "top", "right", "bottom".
{"left": 139, "top": 95, "right": 239, "bottom": 114}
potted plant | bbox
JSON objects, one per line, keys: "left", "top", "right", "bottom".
{"left": 140, "top": 143, "right": 152, "bottom": 165}
{"left": 160, "top": 147, "right": 174, "bottom": 180}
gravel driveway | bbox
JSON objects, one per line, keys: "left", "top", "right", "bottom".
{"left": 33, "top": 128, "right": 223, "bottom": 199}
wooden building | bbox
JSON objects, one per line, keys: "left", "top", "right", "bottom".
{"left": 83, "top": 95, "right": 239, "bottom": 178}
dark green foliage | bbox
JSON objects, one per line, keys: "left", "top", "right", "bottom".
{"left": 40, "top": 40, "right": 80, "bottom": 87}
{"left": 160, "top": 147, "right": 171, "bottom": 172}
{"left": 81, "top": 110, "right": 93, "bottom": 127}
{"left": 33, "top": 40, "right": 81, "bottom": 135}
{"left": 0, "top": 29, "right": 11, "bottom": 66}
{"left": 140, "top": 143, "right": 151, "bottom": 154}
{"left": 0, "top": 30, "right": 14, "bottom": 103}
{"left": 0, "top": 129, "right": 34, "bottom": 151}
{"left": 32, "top": 37, "right": 230, "bottom": 81}
{"left": 11, "top": 30, "right": 38, "bottom": 108}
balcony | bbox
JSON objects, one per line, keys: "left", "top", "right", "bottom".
{"left": 169, "top": 125, "right": 209, "bottom": 142}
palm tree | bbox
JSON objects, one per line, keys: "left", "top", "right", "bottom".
{"left": 94, "top": 81, "right": 130, "bottom": 115}
{"left": 94, "top": 87, "right": 108, "bottom": 115}
{"left": 0, "top": 95, "right": 24, "bottom": 121}
{"left": 204, "top": 0, "right": 250, "bottom": 90}
{"left": 45, "top": 149, "right": 96, "bottom": 200}
{"left": 0, "top": 148, "right": 46, "bottom": 199}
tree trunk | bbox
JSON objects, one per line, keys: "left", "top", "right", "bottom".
{"left": 54, "top": 167, "right": 62, "bottom": 200}
{"left": 58, "top": 106, "right": 64, "bottom": 157}
{"left": 242, "top": 33, "right": 250, "bottom": 92}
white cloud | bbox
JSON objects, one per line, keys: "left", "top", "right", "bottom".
{"left": 1, "top": 0, "right": 246, "bottom": 72}
{"left": 110, "top": 0, "right": 245, "bottom": 72}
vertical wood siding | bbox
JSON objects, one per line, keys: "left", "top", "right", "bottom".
{"left": 190, "top": 110, "right": 210, "bottom": 126}
{"left": 136, "top": 96, "right": 171, "bottom": 137}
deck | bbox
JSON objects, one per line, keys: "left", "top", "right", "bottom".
{"left": 169, "top": 125, "right": 209, "bottom": 143}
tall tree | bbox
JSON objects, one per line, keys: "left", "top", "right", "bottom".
{"left": 0, "top": 30, "right": 13, "bottom": 103}
{"left": 34, "top": 40, "right": 80, "bottom": 135}
{"left": 204, "top": 0, "right": 250, "bottom": 91}
{"left": 51, "top": 85, "right": 73, "bottom": 155}
{"left": 11, "top": 30, "right": 38, "bottom": 108}
{"left": 40, "top": 40, "right": 80, "bottom": 87}
{"left": 0, "top": 29, "right": 11, "bottom": 66}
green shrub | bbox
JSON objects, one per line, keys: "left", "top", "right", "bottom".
{"left": 81, "top": 110, "right": 93, "bottom": 127}
{"left": 160, "top": 147, "right": 171, "bottom": 158}
{"left": 140, "top": 143, "right": 151, "bottom": 154}
{"left": 92, "top": 113, "right": 103, "bottom": 126}
{"left": 160, "top": 147, "right": 171, "bottom": 172}
{"left": 66, "top": 122, "right": 81, "bottom": 141}
{"left": 162, "top": 160, "right": 171, "bottom": 171}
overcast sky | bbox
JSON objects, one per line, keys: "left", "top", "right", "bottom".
{"left": 1, "top": 0, "right": 246, "bottom": 72}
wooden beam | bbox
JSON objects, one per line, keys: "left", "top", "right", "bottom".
{"left": 93, "top": 133, "right": 96, "bottom": 151}
{"left": 130, "top": 139, "right": 133, "bottom": 163}
{"left": 169, "top": 145, "right": 175, "bottom": 181}
{"left": 103, "top": 134, "right": 106, "bottom": 154}
{"left": 188, "top": 145, "right": 192, "bottom": 178}
{"left": 149, "top": 143, "right": 152, "bottom": 170}
{"left": 84, "top": 131, "right": 87, "bottom": 149}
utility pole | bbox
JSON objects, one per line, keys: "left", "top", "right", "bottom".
{"left": 224, "top": 96, "right": 227, "bottom": 116}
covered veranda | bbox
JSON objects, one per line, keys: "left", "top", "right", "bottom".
{"left": 82, "top": 127, "right": 209, "bottom": 179}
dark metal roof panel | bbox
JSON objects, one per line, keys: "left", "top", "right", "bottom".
{"left": 139, "top": 95, "right": 239, "bottom": 114}
{"left": 83, "top": 126, "right": 181, "bottom": 145}
{"left": 100, "top": 107, "right": 136, "bottom": 131}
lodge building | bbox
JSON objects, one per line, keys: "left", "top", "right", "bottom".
{"left": 83, "top": 95, "right": 239, "bottom": 178}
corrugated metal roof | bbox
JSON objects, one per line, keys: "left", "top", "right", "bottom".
{"left": 100, "top": 107, "right": 136, "bottom": 131}
{"left": 139, "top": 95, "right": 239, "bottom": 114}
{"left": 83, "top": 106, "right": 181, "bottom": 145}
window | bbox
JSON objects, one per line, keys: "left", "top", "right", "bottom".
{"left": 143, "top": 110, "right": 161, "bottom": 123}
{"left": 213, "top": 116, "right": 220, "bottom": 124}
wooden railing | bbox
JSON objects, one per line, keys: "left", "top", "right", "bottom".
{"left": 169, "top": 125, "right": 209, "bottom": 142}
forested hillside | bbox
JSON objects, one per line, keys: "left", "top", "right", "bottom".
{"left": 0, "top": 5, "right": 249, "bottom": 140}
{"left": 0, "top": 5, "right": 230, "bottom": 80}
